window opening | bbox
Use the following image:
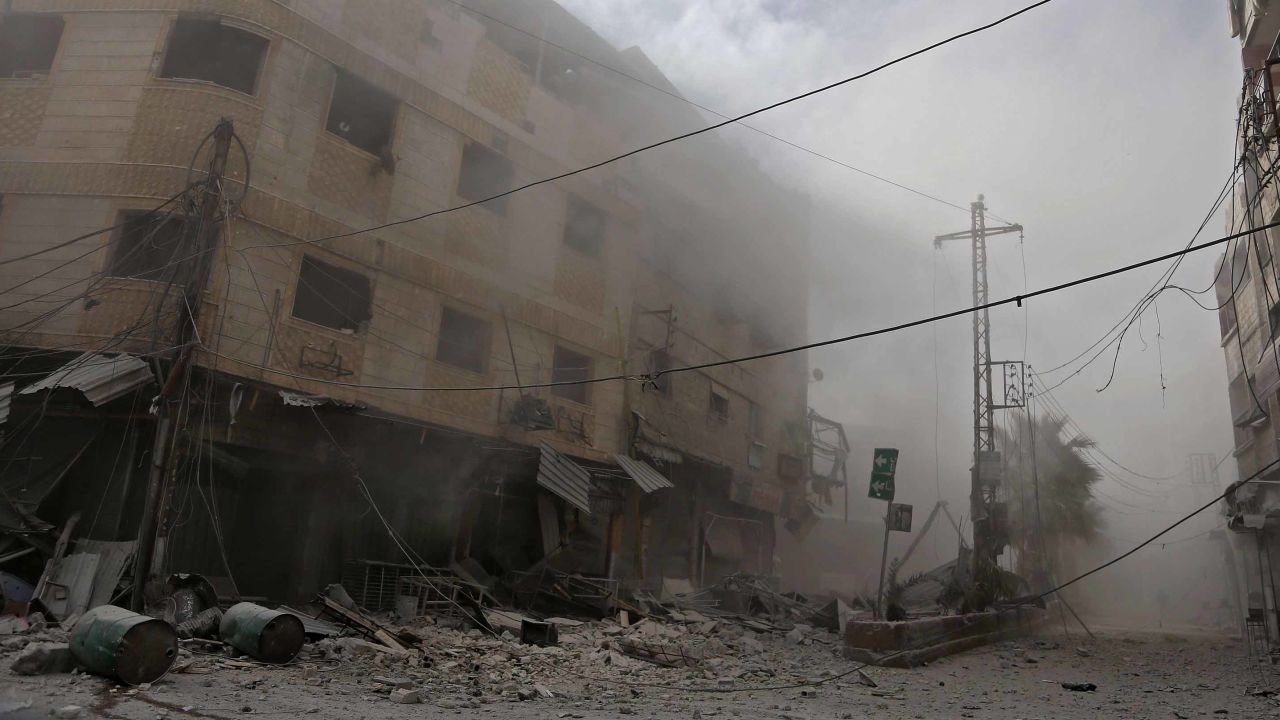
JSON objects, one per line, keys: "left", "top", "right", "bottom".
{"left": 159, "top": 18, "right": 268, "bottom": 94}
{"left": 291, "top": 255, "right": 372, "bottom": 333}
{"left": 457, "top": 142, "right": 513, "bottom": 214}
{"left": 326, "top": 70, "right": 398, "bottom": 156}
{"left": 109, "top": 211, "right": 186, "bottom": 281}
{"left": 552, "top": 345, "right": 592, "bottom": 405}
{"left": 710, "top": 387, "right": 730, "bottom": 421}
{"left": 436, "top": 306, "right": 492, "bottom": 372}
{"left": 0, "top": 14, "right": 64, "bottom": 79}
{"left": 564, "top": 194, "right": 605, "bottom": 256}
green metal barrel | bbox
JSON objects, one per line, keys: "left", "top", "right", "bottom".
{"left": 219, "top": 603, "right": 304, "bottom": 663}
{"left": 69, "top": 605, "right": 178, "bottom": 685}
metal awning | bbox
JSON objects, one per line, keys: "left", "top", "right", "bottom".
{"left": 537, "top": 442, "right": 593, "bottom": 515}
{"left": 614, "top": 454, "right": 673, "bottom": 493}
{"left": 0, "top": 382, "right": 13, "bottom": 425}
{"left": 20, "top": 353, "right": 154, "bottom": 406}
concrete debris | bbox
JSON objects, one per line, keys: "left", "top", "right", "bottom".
{"left": 1061, "top": 682, "right": 1097, "bottom": 692}
{"left": 10, "top": 641, "right": 74, "bottom": 675}
{"left": 0, "top": 627, "right": 1259, "bottom": 717}
{"left": 389, "top": 688, "right": 421, "bottom": 704}
{"left": 738, "top": 634, "right": 766, "bottom": 654}
{"left": 785, "top": 627, "right": 807, "bottom": 645}
{"left": 53, "top": 705, "right": 83, "bottom": 719}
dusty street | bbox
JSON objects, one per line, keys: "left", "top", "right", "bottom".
{"left": 0, "top": 626, "right": 1274, "bottom": 720}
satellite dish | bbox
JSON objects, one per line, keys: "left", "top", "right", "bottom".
{"left": 811, "top": 368, "right": 824, "bottom": 382}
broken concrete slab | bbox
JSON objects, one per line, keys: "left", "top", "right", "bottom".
{"left": 389, "top": 688, "right": 421, "bottom": 704}
{"left": 11, "top": 642, "right": 74, "bottom": 675}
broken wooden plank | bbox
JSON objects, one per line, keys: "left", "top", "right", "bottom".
{"left": 319, "top": 597, "right": 407, "bottom": 652}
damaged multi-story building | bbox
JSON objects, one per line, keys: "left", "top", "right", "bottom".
{"left": 0, "top": 0, "right": 822, "bottom": 614}
{"left": 1216, "top": 0, "right": 1280, "bottom": 653}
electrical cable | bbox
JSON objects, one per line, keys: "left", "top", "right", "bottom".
{"left": 448, "top": 0, "right": 1017, "bottom": 225}
{"left": 1037, "top": 455, "right": 1280, "bottom": 601}
{"left": 207, "top": 216, "right": 1280, "bottom": 394}
{"left": 1031, "top": 380, "right": 1190, "bottom": 486}
{"left": 1037, "top": 77, "right": 1250, "bottom": 379}
{"left": 0, "top": 186, "right": 192, "bottom": 269}
{"left": 242, "top": 0, "right": 1055, "bottom": 253}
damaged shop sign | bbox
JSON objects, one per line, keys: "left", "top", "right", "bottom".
{"left": 278, "top": 390, "right": 365, "bottom": 411}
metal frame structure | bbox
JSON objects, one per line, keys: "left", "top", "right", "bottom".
{"left": 934, "top": 195, "right": 1023, "bottom": 574}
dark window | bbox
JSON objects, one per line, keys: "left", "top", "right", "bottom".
{"left": 419, "top": 18, "right": 440, "bottom": 49}
{"left": 457, "top": 142, "right": 513, "bottom": 214}
{"left": 109, "top": 211, "right": 186, "bottom": 281}
{"left": 158, "top": 19, "right": 268, "bottom": 95}
{"left": 552, "top": 345, "right": 592, "bottom": 405}
{"left": 436, "top": 306, "right": 491, "bottom": 372}
{"left": 1216, "top": 252, "right": 1239, "bottom": 337}
{"left": 326, "top": 71, "right": 398, "bottom": 156}
{"left": 291, "top": 255, "right": 372, "bottom": 333}
{"left": 0, "top": 14, "right": 64, "bottom": 78}
{"left": 564, "top": 194, "right": 605, "bottom": 256}
{"left": 649, "top": 349, "right": 671, "bottom": 396}
{"left": 748, "top": 442, "right": 766, "bottom": 470}
{"left": 710, "top": 387, "right": 729, "bottom": 421}
{"left": 748, "top": 402, "right": 762, "bottom": 437}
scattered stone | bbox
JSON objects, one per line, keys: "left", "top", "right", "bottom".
{"left": 53, "top": 706, "right": 82, "bottom": 719}
{"left": 10, "top": 642, "right": 74, "bottom": 676}
{"left": 373, "top": 676, "right": 413, "bottom": 689}
{"left": 739, "top": 635, "right": 765, "bottom": 654}
{"left": 1075, "top": 647, "right": 1092, "bottom": 658}
{"left": 389, "top": 689, "right": 420, "bottom": 704}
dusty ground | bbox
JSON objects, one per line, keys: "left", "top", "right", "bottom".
{"left": 0, "top": 627, "right": 1276, "bottom": 719}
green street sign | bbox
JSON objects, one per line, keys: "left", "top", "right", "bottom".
{"left": 868, "top": 448, "right": 898, "bottom": 501}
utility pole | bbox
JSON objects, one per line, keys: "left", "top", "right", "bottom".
{"left": 934, "top": 195, "right": 1023, "bottom": 578}
{"left": 131, "top": 119, "right": 235, "bottom": 611}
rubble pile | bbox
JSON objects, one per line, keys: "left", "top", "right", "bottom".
{"left": 0, "top": 573, "right": 863, "bottom": 711}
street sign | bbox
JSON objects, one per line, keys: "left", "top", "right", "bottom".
{"left": 868, "top": 448, "right": 898, "bottom": 501}
{"left": 888, "top": 502, "right": 913, "bottom": 532}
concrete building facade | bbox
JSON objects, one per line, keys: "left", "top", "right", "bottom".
{"left": 0, "top": 1, "right": 817, "bottom": 606}
{"left": 1217, "top": 0, "right": 1280, "bottom": 652}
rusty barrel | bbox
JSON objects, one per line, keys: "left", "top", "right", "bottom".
{"left": 219, "top": 602, "right": 304, "bottom": 663}
{"left": 69, "top": 605, "right": 178, "bottom": 685}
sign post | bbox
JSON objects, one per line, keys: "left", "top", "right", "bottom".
{"left": 869, "top": 448, "right": 899, "bottom": 618}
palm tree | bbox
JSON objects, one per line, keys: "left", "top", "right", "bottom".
{"left": 1000, "top": 412, "right": 1105, "bottom": 589}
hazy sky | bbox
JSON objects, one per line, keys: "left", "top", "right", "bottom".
{"left": 551, "top": 0, "right": 1242, "bottom": 561}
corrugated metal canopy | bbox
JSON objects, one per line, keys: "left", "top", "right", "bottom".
{"left": 537, "top": 442, "right": 592, "bottom": 515}
{"left": 0, "top": 382, "right": 13, "bottom": 425}
{"left": 20, "top": 353, "right": 154, "bottom": 406}
{"left": 614, "top": 454, "right": 673, "bottom": 493}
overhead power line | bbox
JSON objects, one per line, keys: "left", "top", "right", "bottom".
{"left": 449, "top": 0, "right": 1016, "bottom": 223}
{"left": 208, "top": 216, "right": 1280, "bottom": 394}
{"left": 1041, "top": 455, "right": 1275, "bottom": 601}
{"left": 244, "top": 0, "right": 1055, "bottom": 252}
